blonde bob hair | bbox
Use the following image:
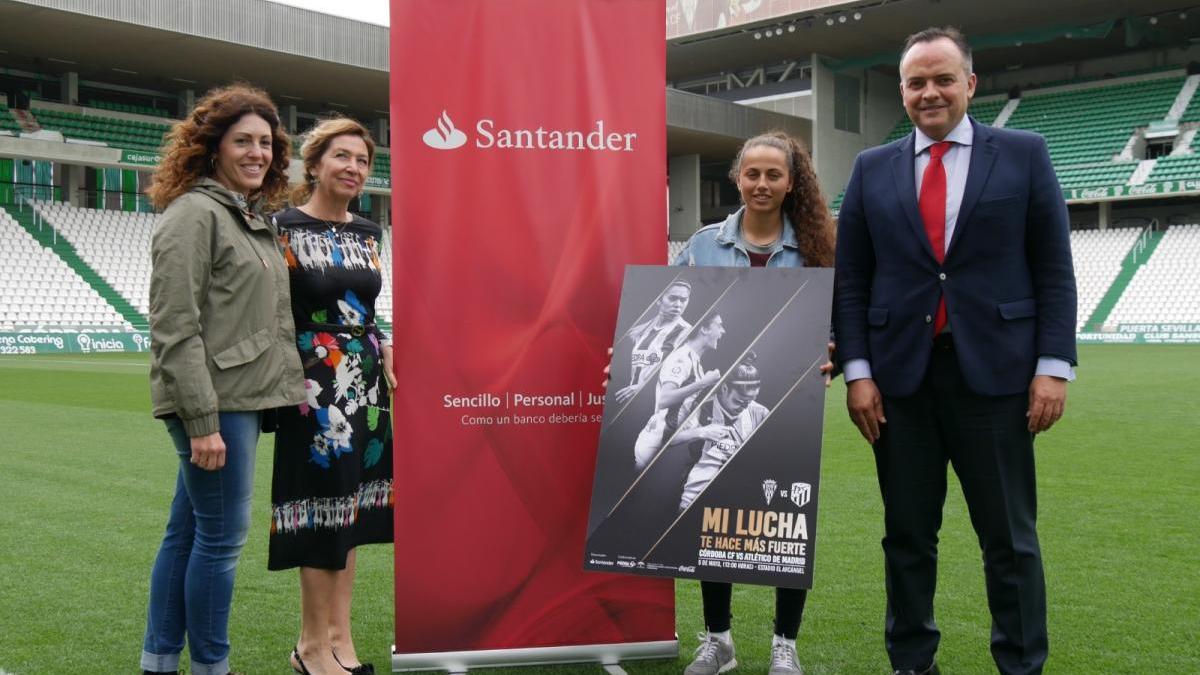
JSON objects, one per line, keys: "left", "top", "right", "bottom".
{"left": 291, "top": 116, "right": 377, "bottom": 205}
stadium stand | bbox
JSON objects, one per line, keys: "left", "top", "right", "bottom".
{"left": 373, "top": 150, "right": 391, "bottom": 180}
{"left": 87, "top": 99, "right": 173, "bottom": 118}
{"left": 1146, "top": 153, "right": 1200, "bottom": 183}
{"left": 29, "top": 105, "right": 170, "bottom": 152}
{"left": 0, "top": 101, "right": 21, "bottom": 133}
{"left": 31, "top": 202, "right": 154, "bottom": 318}
{"left": 377, "top": 228, "right": 394, "bottom": 327}
{"left": 0, "top": 7, "right": 1196, "bottom": 343}
{"left": 1069, "top": 227, "right": 1143, "bottom": 330}
{"left": 1003, "top": 75, "right": 1184, "bottom": 167}
{"left": 23, "top": 202, "right": 399, "bottom": 330}
{"left": 0, "top": 206, "right": 129, "bottom": 331}
{"left": 1056, "top": 161, "right": 1139, "bottom": 190}
{"left": 1106, "top": 223, "right": 1200, "bottom": 325}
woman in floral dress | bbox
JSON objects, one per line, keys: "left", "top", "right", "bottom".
{"left": 270, "top": 117, "right": 394, "bottom": 675}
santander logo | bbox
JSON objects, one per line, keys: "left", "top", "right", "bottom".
{"left": 422, "top": 111, "right": 468, "bottom": 150}
{"left": 420, "top": 110, "right": 638, "bottom": 153}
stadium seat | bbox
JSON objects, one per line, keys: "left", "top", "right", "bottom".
{"left": 1069, "top": 227, "right": 1143, "bottom": 330}
{"left": 32, "top": 202, "right": 155, "bottom": 317}
{"left": 0, "top": 208, "right": 127, "bottom": 331}
{"left": 29, "top": 105, "right": 171, "bottom": 153}
{"left": 1106, "top": 224, "right": 1200, "bottom": 325}
{"left": 20, "top": 202, "right": 398, "bottom": 333}
{"left": 1005, "top": 75, "right": 1184, "bottom": 167}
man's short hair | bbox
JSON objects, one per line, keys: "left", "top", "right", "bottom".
{"left": 901, "top": 26, "right": 972, "bottom": 75}
{"left": 697, "top": 313, "right": 722, "bottom": 332}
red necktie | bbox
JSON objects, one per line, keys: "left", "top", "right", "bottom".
{"left": 919, "top": 141, "right": 951, "bottom": 335}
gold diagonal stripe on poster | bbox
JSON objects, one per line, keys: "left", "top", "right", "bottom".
{"left": 604, "top": 279, "right": 810, "bottom": 520}
{"left": 603, "top": 276, "right": 742, "bottom": 431}
{"left": 639, "top": 352, "right": 824, "bottom": 563}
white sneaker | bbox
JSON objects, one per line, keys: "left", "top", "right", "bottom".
{"left": 767, "top": 634, "right": 803, "bottom": 675}
{"left": 683, "top": 631, "right": 737, "bottom": 675}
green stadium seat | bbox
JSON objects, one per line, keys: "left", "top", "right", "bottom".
{"left": 31, "top": 106, "right": 172, "bottom": 152}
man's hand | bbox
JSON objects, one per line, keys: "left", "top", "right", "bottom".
{"left": 1027, "top": 375, "right": 1067, "bottom": 433}
{"left": 846, "top": 378, "right": 886, "bottom": 444}
{"left": 819, "top": 341, "right": 836, "bottom": 388}
{"left": 190, "top": 432, "right": 226, "bottom": 471}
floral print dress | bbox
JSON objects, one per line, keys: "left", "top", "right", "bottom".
{"left": 268, "top": 207, "right": 393, "bottom": 571}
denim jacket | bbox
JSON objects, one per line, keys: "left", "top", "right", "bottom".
{"left": 672, "top": 207, "right": 806, "bottom": 268}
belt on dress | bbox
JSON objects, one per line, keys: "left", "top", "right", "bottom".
{"left": 296, "top": 321, "right": 376, "bottom": 337}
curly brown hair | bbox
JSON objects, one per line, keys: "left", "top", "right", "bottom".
{"left": 148, "top": 83, "right": 291, "bottom": 210}
{"left": 728, "top": 132, "right": 836, "bottom": 267}
{"left": 291, "top": 116, "right": 376, "bottom": 205}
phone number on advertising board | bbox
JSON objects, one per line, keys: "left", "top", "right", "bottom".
{"left": 0, "top": 345, "right": 37, "bottom": 354}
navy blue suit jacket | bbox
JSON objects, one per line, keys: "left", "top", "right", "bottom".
{"left": 834, "top": 118, "right": 1077, "bottom": 398}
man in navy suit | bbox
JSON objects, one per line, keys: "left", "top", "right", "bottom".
{"left": 834, "top": 27, "right": 1077, "bottom": 675}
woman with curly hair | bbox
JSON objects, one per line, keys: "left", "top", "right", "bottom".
{"left": 142, "top": 83, "right": 305, "bottom": 675}
{"left": 673, "top": 131, "right": 835, "bottom": 675}
{"left": 268, "top": 116, "right": 393, "bottom": 675}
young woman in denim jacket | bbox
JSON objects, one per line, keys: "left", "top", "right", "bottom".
{"left": 674, "top": 132, "right": 836, "bottom": 675}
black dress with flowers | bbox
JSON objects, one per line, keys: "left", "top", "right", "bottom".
{"left": 268, "top": 207, "right": 393, "bottom": 571}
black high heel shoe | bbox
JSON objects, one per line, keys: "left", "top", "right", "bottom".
{"left": 290, "top": 645, "right": 313, "bottom": 675}
{"left": 332, "top": 648, "right": 375, "bottom": 675}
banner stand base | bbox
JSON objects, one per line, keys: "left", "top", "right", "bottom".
{"left": 392, "top": 638, "right": 679, "bottom": 672}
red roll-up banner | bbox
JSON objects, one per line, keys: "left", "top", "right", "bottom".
{"left": 389, "top": 0, "right": 674, "bottom": 668}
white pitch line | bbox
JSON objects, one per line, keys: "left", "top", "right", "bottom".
{"left": 0, "top": 358, "right": 148, "bottom": 368}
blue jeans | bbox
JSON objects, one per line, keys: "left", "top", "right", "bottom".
{"left": 141, "top": 411, "right": 260, "bottom": 675}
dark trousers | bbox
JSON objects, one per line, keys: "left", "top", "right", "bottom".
{"left": 873, "top": 336, "right": 1047, "bottom": 674}
{"left": 701, "top": 581, "right": 807, "bottom": 639}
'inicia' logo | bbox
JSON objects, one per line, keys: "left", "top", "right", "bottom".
{"left": 422, "top": 111, "right": 468, "bottom": 150}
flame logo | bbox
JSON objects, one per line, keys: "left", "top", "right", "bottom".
{"left": 422, "top": 110, "right": 468, "bottom": 150}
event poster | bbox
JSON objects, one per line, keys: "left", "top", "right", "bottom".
{"left": 389, "top": 0, "right": 674, "bottom": 666}
{"left": 586, "top": 266, "right": 832, "bottom": 588}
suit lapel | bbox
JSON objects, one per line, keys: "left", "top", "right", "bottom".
{"left": 891, "top": 133, "right": 938, "bottom": 261}
{"left": 948, "top": 119, "right": 998, "bottom": 258}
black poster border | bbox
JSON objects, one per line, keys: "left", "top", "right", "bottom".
{"left": 584, "top": 265, "right": 833, "bottom": 589}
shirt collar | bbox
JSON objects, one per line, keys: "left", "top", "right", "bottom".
{"left": 914, "top": 115, "right": 974, "bottom": 156}
{"left": 718, "top": 207, "right": 800, "bottom": 250}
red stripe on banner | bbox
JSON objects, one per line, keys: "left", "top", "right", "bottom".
{"left": 390, "top": 0, "right": 672, "bottom": 655}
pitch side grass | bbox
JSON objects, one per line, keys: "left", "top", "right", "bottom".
{"left": 0, "top": 347, "right": 1196, "bottom": 673}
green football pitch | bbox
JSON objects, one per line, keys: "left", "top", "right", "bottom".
{"left": 0, "top": 346, "right": 1196, "bottom": 674}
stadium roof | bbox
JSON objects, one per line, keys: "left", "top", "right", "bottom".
{"left": 667, "top": 0, "right": 1200, "bottom": 82}
{"left": 0, "top": 0, "right": 389, "bottom": 117}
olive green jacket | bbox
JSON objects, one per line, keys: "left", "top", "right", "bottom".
{"left": 149, "top": 178, "right": 305, "bottom": 437}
